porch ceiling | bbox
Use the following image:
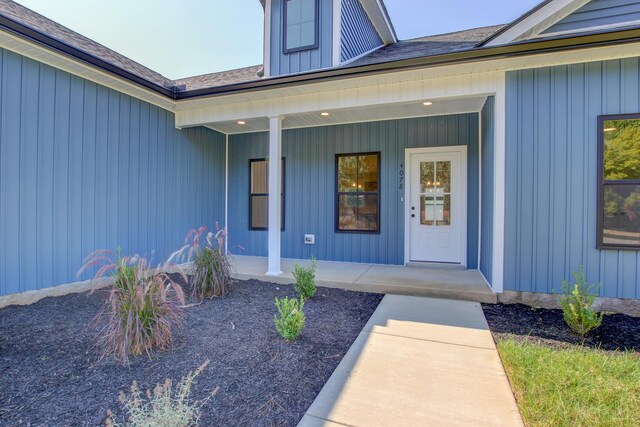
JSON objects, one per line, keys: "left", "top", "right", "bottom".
{"left": 204, "top": 96, "right": 488, "bottom": 135}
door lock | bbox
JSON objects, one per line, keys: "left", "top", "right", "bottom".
{"left": 411, "top": 206, "right": 415, "bottom": 210}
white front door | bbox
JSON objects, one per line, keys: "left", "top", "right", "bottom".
{"left": 408, "top": 148, "right": 466, "bottom": 264}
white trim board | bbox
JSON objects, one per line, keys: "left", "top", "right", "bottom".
{"left": 263, "top": 0, "right": 272, "bottom": 77}
{"left": 484, "top": 0, "right": 591, "bottom": 46}
{"left": 332, "top": 0, "right": 342, "bottom": 67}
{"left": 404, "top": 146, "right": 468, "bottom": 268}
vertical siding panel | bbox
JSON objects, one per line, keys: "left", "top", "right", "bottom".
{"left": 128, "top": 98, "right": 140, "bottom": 255}
{"left": 67, "top": 76, "right": 84, "bottom": 278}
{"left": 621, "top": 58, "right": 640, "bottom": 298}
{"left": 551, "top": 66, "right": 569, "bottom": 291}
{"left": 94, "top": 85, "right": 109, "bottom": 259}
{"left": 0, "top": 48, "right": 226, "bottom": 295}
{"left": 53, "top": 70, "right": 70, "bottom": 284}
{"left": 79, "top": 81, "right": 96, "bottom": 280}
{"left": 19, "top": 58, "right": 39, "bottom": 290}
{"left": 269, "top": 0, "right": 333, "bottom": 76}
{"left": 535, "top": 68, "right": 552, "bottom": 292}
{"left": 340, "top": 0, "right": 382, "bottom": 62}
{"left": 2, "top": 52, "right": 22, "bottom": 293}
{"left": 38, "top": 67, "right": 52, "bottom": 286}
{"left": 505, "top": 58, "right": 640, "bottom": 299}
{"left": 228, "top": 114, "right": 479, "bottom": 265}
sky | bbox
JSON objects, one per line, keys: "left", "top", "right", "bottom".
{"left": 15, "top": 0, "right": 542, "bottom": 79}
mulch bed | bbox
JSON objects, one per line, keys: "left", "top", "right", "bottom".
{"left": 0, "top": 279, "right": 383, "bottom": 426}
{"left": 482, "top": 303, "right": 640, "bottom": 352}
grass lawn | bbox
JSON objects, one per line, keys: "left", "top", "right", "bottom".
{"left": 497, "top": 338, "right": 640, "bottom": 427}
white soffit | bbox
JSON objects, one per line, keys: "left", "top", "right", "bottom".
{"left": 206, "top": 96, "right": 488, "bottom": 135}
{"left": 359, "top": 0, "right": 397, "bottom": 44}
{"left": 484, "top": 0, "right": 591, "bottom": 46}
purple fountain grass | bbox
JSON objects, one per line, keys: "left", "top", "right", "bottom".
{"left": 78, "top": 250, "right": 187, "bottom": 363}
{"left": 169, "top": 224, "right": 234, "bottom": 301}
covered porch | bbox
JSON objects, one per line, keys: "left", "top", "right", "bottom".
{"left": 175, "top": 67, "right": 506, "bottom": 297}
{"left": 231, "top": 255, "right": 496, "bottom": 303}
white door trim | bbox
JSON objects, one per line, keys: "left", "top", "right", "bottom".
{"left": 404, "top": 146, "right": 468, "bottom": 267}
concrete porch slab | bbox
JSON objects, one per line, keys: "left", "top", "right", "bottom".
{"left": 299, "top": 295, "right": 523, "bottom": 427}
{"left": 230, "top": 255, "right": 496, "bottom": 303}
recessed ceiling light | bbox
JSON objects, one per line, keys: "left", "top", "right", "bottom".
{"left": 321, "top": 112, "right": 330, "bottom": 116}
{"left": 237, "top": 120, "right": 246, "bottom": 125}
{"left": 423, "top": 101, "right": 433, "bottom": 106}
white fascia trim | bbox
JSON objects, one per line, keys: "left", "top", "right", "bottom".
{"left": 485, "top": 0, "right": 590, "bottom": 46}
{"left": 375, "top": 0, "right": 397, "bottom": 43}
{"left": 358, "top": 0, "right": 396, "bottom": 44}
{"left": 491, "top": 75, "right": 506, "bottom": 294}
{"left": 531, "top": 19, "right": 640, "bottom": 39}
{"left": 332, "top": 0, "right": 342, "bottom": 67}
{"left": 0, "top": 28, "right": 175, "bottom": 111}
{"left": 339, "top": 43, "right": 384, "bottom": 66}
{"left": 263, "top": 0, "right": 272, "bottom": 77}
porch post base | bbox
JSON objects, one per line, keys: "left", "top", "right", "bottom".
{"left": 265, "top": 270, "right": 284, "bottom": 277}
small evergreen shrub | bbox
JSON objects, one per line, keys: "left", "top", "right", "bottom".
{"left": 560, "top": 266, "right": 604, "bottom": 337}
{"left": 106, "top": 360, "right": 217, "bottom": 427}
{"left": 78, "top": 252, "right": 186, "bottom": 363}
{"left": 274, "top": 296, "right": 306, "bottom": 341}
{"left": 169, "top": 224, "right": 233, "bottom": 301}
{"left": 293, "top": 258, "right": 317, "bottom": 300}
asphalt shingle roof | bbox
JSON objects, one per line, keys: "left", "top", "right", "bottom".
{"left": 347, "top": 25, "right": 507, "bottom": 67}
{"left": 175, "top": 65, "right": 264, "bottom": 91}
{"left": 0, "top": 0, "right": 175, "bottom": 89}
{"left": 0, "top": 1, "right": 511, "bottom": 92}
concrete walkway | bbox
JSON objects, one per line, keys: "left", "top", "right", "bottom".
{"left": 231, "top": 256, "right": 496, "bottom": 303}
{"left": 298, "top": 295, "right": 523, "bottom": 427}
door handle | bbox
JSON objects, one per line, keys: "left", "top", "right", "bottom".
{"left": 411, "top": 214, "right": 415, "bottom": 218}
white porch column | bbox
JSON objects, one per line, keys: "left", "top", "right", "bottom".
{"left": 266, "top": 115, "right": 283, "bottom": 276}
{"left": 492, "top": 75, "right": 507, "bottom": 293}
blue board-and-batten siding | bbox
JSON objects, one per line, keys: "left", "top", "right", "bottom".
{"left": 340, "top": 0, "right": 382, "bottom": 62}
{"left": 228, "top": 114, "right": 480, "bottom": 266}
{"left": 480, "top": 97, "right": 495, "bottom": 285}
{"left": 543, "top": 0, "right": 640, "bottom": 34}
{"left": 269, "top": 0, "right": 333, "bottom": 76}
{"left": 0, "top": 47, "right": 226, "bottom": 296}
{"left": 505, "top": 57, "right": 640, "bottom": 300}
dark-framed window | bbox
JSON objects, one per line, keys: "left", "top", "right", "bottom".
{"left": 597, "top": 113, "right": 640, "bottom": 249}
{"left": 283, "top": 0, "right": 319, "bottom": 53}
{"left": 336, "top": 152, "right": 380, "bottom": 233}
{"left": 249, "top": 158, "right": 285, "bottom": 230}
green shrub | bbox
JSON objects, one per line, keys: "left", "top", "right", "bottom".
{"left": 560, "top": 267, "right": 604, "bottom": 337}
{"left": 293, "top": 258, "right": 317, "bottom": 300}
{"left": 78, "top": 252, "right": 186, "bottom": 363}
{"left": 106, "top": 360, "right": 217, "bottom": 427}
{"left": 274, "top": 296, "right": 306, "bottom": 341}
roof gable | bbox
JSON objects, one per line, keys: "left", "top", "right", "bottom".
{"left": 482, "top": 0, "right": 592, "bottom": 46}
{"left": 541, "top": 0, "right": 640, "bottom": 35}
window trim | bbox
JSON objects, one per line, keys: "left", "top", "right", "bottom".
{"left": 335, "top": 151, "right": 381, "bottom": 234}
{"left": 597, "top": 113, "right": 640, "bottom": 250}
{"left": 249, "top": 158, "right": 286, "bottom": 231}
{"left": 283, "top": 0, "right": 320, "bottom": 54}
